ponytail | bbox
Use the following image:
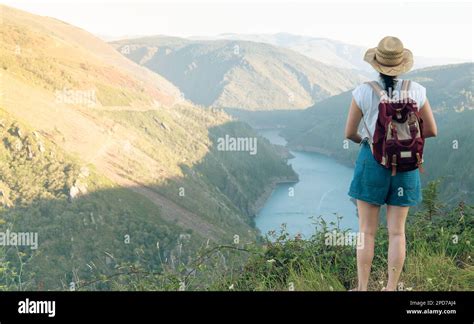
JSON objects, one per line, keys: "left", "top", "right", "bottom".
{"left": 379, "top": 73, "right": 398, "bottom": 97}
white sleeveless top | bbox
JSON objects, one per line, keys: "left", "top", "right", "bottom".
{"left": 352, "top": 78, "right": 427, "bottom": 139}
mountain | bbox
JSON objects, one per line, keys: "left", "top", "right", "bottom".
{"left": 206, "top": 33, "right": 468, "bottom": 74}
{"left": 110, "top": 36, "right": 366, "bottom": 110}
{"left": 199, "top": 33, "right": 369, "bottom": 73}
{"left": 280, "top": 63, "right": 474, "bottom": 204}
{"left": 0, "top": 5, "right": 297, "bottom": 290}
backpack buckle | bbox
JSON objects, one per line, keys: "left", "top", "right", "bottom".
{"left": 416, "top": 153, "right": 425, "bottom": 173}
{"left": 391, "top": 154, "right": 397, "bottom": 176}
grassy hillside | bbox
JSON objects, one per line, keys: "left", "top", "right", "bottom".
{"left": 0, "top": 5, "right": 297, "bottom": 290}
{"left": 0, "top": 110, "right": 188, "bottom": 290}
{"left": 211, "top": 194, "right": 473, "bottom": 291}
{"left": 50, "top": 183, "right": 472, "bottom": 291}
{"left": 111, "top": 36, "right": 366, "bottom": 110}
{"left": 280, "top": 63, "right": 474, "bottom": 204}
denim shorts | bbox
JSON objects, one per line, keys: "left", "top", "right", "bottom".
{"left": 348, "top": 141, "right": 422, "bottom": 206}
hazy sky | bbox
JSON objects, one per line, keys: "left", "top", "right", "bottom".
{"left": 3, "top": 0, "right": 473, "bottom": 59}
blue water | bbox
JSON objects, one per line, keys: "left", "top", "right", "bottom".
{"left": 256, "top": 130, "right": 358, "bottom": 239}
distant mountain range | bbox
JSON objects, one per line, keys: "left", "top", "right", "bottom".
{"left": 202, "top": 33, "right": 468, "bottom": 73}
{"left": 111, "top": 33, "right": 468, "bottom": 111}
{"left": 111, "top": 36, "right": 366, "bottom": 110}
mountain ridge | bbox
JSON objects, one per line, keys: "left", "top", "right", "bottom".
{"left": 111, "top": 35, "right": 367, "bottom": 110}
{"left": 204, "top": 32, "right": 470, "bottom": 72}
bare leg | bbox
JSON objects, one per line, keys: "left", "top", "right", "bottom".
{"left": 385, "top": 205, "right": 409, "bottom": 291}
{"left": 356, "top": 200, "right": 380, "bottom": 291}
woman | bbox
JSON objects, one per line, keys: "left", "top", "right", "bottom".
{"left": 344, "top": 36, "right": 438, "bottom": 291}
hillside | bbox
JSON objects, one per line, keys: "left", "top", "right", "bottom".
{"left": 281, "top": 63, "right": 474, "bottom": 204}
{"left": 0, "top": 5, "right": 296, "bottom": 290}
{"left": 110, "top": 36, "right": 365, "bottom": 110}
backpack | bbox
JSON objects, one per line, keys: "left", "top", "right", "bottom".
{"left": 362, "top": 80, "right": 425, "bottom": 176}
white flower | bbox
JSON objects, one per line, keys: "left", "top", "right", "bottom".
{"left": 267, "top": 259, "right": 276, "bottom": 263}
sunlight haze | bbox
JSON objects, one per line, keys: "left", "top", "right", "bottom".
{"left": 3, "top": 0, "right": 473, "bottom": 60}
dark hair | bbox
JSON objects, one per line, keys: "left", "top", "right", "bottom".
{"left": 379, "top": 73, "right": 398, "bottom": 97}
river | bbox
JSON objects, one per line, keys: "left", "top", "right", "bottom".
{"left": 256, "top": 130, "right": 358, "bottom": 238}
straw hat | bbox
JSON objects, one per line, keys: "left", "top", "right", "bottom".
{"left": 364, "top": 36, "right": 413, "bottom": 76}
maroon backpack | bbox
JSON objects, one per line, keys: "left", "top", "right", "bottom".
{"left": 362, "top": 80, "right": 425, "bottom": 176}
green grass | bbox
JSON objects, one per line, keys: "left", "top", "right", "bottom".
{"left": 230, "top": 200, "right": 472, "bottom": 291}
{"left": 90, "top": 186, "right": 472, "bottom": 291}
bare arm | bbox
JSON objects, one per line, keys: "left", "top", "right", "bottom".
{"left": 345, "top": 98, "right": 363, "bottom": 144}
{"left": 419, "top": 98, "right": 437, "bottom": 138}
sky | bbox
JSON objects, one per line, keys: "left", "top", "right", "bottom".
{"left": 3, "top": 0, "right": 473, "bottom": 60}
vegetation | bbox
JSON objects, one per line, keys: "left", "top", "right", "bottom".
{"left": 223, "top": 196, "right": 472, "bottom": 291}
{"left": 24, "top": 181, "right": 470, "bottom": 292}
{"left": 94, "top": 107, "right": 297, "bottom": 231}
{"left": 0, "top": 110, "right": 189, "bottom": 290}
{"left": 0, "top": 102, "right": 297, "bottom": 290}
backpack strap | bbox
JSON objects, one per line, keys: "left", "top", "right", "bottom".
{"left": 400, "top": 79, "right": 411, "bottom": 101}
{"left": 361, "top": 81, "right": 386, "bottom": 148}
{"left": 361, "top": 116, "right": 374, "bottom": 150}
{"left": 366, "top": 81, "right": 388, "bottom": 100}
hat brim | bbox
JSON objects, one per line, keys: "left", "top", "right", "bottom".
{"left": 364, "top": 47, "right": 413, "bottom": 76}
